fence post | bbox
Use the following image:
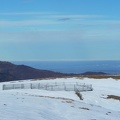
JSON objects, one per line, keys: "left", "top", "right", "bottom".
{"left": 64, "top": 85, "right": 66, "bottom": 91}
{"left": 21, "top": 84, "right": 24, "bottom": 89}
{"left": 51, "top": 85, "right": 53, "bottom": 91}
{"left": 45, "top": 84, "right": 47, "bottom": 90}
{"left": 82, "top": 86, "right": 84, "bottom": 91}
{"left": 55, "top": 82, "right": 57, "bottom": 86}
{"left": 74, "top": 85, "right": 75, "bottom": 91}
{"left": 3, "top": 85, "right": 5, "bottom": 90}
{"left": 13, "top": 84, "right": 15, "bottom": 89}
{"left": 76, "top": 82, "right": 77, "bottom": 85}
{"left": 86, "top": 85, "right": 88, "bottom": 91}
{"left": 30, "top": 83, "right": 32, "bottom": 89}
{"left": 38, "top": 83, "right": 40, "bottom": 89}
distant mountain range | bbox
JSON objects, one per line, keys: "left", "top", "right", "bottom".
{"left": 0, "top": 61, "right": 69, "bottom": 82}
{"left": 80, "top": 71, "right": 107, "bottom": 75}
{"left": 0, "top": 61, "right": 108, "bottom": 82}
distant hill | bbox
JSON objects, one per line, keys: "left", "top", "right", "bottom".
{"left": 0, "top": 61, "right": 109, "bottom": 82}
{"left": 80, "top": 71, "right": 107, "bottom": 75}
{"left": 0, "top": 61, "right": 68, "bottom": 82}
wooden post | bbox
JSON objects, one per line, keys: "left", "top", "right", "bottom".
{"left": 38, "top": 83, "right": 40, "bottom": 89}
{"left": 51, "top": 85, "right": 53, "bottom": 91}
{"left": 74, "top": 85, "right": 75, "bottom": 91}
{"left": 3, "top": 85, "right": 5, "bottom": 90}
{"left": 45, "top": 84, "right": 47, "bottom": 90}
{"left": 64, "top": 85, "right": 66, "bottom": 91}
{"left": 21, "top": 84, "right": 24, "bottom": 89}
{"left": 13, "top": 84, "right": 15, "bottom": 89}
{"left": 30, "top": 83, "right": 32, "bottom": 89}
{"left": 55, "top": 82, "right": 57, "bottom": 86}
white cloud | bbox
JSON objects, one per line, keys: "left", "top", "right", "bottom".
{"left": 0, "top": 12, "right": 116, "bottom": 27}
{"left": 0, "top": 12, "right": 106, "bottom": 28}
{"left": 0, "top": 31, "right": 83, "bottom": 43}
{"left": 0, "top": 12, "right": 60, "bottom": 15}
{"left": 52, "top": 14, "right": 104, "bottom": 19}
{"left": 0, "top": 28, "right": 120, "bottom": 44}
{"left": 82, "top": 29, "right": 120, "bottom": 41}
{"left": 0, "top": 20, "right": 60, "bottom": 27}
{"left": 0, "top": 12, "right": 104, "bottom": 22}
{"left": 0, "top": 13, "right": 119, "bottom": 42}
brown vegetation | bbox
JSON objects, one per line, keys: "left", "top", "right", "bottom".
{"left": 75, "top": 91, "right": 83, "bottom": 100}
{"left": 76, "top": 75, "right": 120, "bottom": 80}
{"left": 80, "top": 107, "right": 89, "bottom": 110}
{"left": 107, "top": 95, "right": 120, "bottom": 100}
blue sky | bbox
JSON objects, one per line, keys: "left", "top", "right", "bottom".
{"left": 0, "top": 0, "right": 120, "bottom": 61}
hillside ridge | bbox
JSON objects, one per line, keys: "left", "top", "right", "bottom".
{"left": 0, "top": 61, "right": 109, "bottom": 82}
{"left": 0, "top": 61, "right": 68, "bottom": 82}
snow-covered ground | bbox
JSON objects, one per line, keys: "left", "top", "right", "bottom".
{"left": 0, "top": 77, "right": 120, "bottom": 120}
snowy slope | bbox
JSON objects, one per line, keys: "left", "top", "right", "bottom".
{"left": 0, "top": 77, "right": 120, "bottom": 120}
